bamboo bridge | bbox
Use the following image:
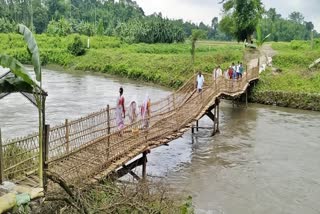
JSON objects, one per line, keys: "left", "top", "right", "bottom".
{"left": 0, "top": 65, "right": 259, "bottom": 211}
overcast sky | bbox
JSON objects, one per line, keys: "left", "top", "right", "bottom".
{"left": 134, "top": 0, "right": 320, "bottom": 31}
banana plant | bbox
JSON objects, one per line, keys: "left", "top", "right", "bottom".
{"left": 0, "top": 54, "right": 36, "bottom": 93}
{"left": 0, "top": 24, "right": 45, "bottom": 187}
{"left": 256, "top": 22, "right": 271, "bottom": 66}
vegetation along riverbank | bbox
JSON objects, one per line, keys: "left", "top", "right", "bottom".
{"left": 0, "top": 34, "right": 243, "bottom": 88}
{"left": 251, "top": 40, "right": 320, "bottom": 110}
{"left": 1, "top": 33, "right": 319, "bottom": 110}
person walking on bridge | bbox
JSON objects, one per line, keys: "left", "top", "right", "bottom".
{"left": 213, "top": 65, "right": 222, "bottom": 80}
{"left": 239, "top": 62, "right": 244, "bottom": 79}
{"left": 141, "top": 95, "right": 151, "bottom": 129}
{"left": 116, "top": 87, "right": 125, "bottom": 134}
{"left": 196, "top": 71, "right": 205, "bottom": 93}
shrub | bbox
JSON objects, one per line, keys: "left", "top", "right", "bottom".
{"left": 47, "top": 19, "right": 73, "bottom": 36}
{"left": 67, "top": 36, "right": 86, "bottom": 56}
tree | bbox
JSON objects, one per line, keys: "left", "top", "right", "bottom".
{"left": 289, "top": 12, "right": 304, "bottom": 24}
{"left": 306, "top": 21, "right": 314, "bottom": 48}
{"left": 33, "top": 4, "right": 49, "bottom": 33}
{"left": 97, "top": 19, "right": 104, "bottom": 36}
{"left": 211, "top": 17, "right": 218, "bottom": 30}
{"left": 220, "top": 0, "right": 264, "bottom": 42}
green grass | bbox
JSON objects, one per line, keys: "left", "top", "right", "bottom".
{"left": 0, "top": 33, "right": 244, "bottom": 88}
{"left": 251, "top": 40, "right": 320, "bottom": 110}
{"left": 254, "top": 40, "right": 320, "bottom": 94}
{"left": 3, "top": 33, "right": 319, "bottom": 109}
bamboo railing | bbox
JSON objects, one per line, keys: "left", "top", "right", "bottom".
{"left": 0, "top": 66, "right": 259, "bottom": 183}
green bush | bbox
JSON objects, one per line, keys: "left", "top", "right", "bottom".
{"left": 47, "top": 19, "right": 73, "bottom": 36}
{"left": 0, "top": 18, "right": 16, "bottom": 33}
{"left": 67, "top": 36, "right": 86, "bottom": 56}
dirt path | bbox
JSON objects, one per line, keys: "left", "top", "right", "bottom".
{"left": 246, "top": 44, "right": 277, "bottom": 69}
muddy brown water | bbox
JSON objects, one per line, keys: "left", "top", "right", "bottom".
{"left": 1, "top": 68, "right": 320, "bottom": 214}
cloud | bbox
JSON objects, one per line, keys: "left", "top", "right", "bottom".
{"left": 135, "top": 0, "right": 320, "bottom": 31}
{"left": 135, "top": 0, "right": 222, "bottom": 24}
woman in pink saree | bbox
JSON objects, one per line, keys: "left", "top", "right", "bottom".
{"left": 116, "top": 87, "right": 125, "bottom": 132}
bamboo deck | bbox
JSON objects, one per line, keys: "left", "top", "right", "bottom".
{"left": 1, "top": 66, "right": 259, "bottom": 193}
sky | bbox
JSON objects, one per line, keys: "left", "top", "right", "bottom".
{"left": 134, "top": 0, "right": 320, "bottom": 31}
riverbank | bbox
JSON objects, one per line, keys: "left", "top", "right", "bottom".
{"left": 0, "top": 34, "right": 243, "bottom": 88}
{"left": 250, "top": 40, "right": 320, "bottom": 110}
{"left": 1, "top": 34, "right": 320, "bottom": 110}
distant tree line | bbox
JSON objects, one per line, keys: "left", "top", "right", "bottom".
{"left": 260, "top": 9, "right": 318, "bottom": 42}
{"left": 0, "top": 0, "right": 318, "bottom": 43}
{"left": 219, "top": 0, "right": 319, "bottom": 42}
{"left": 0, "top": 0, "right": 231, "bottom": 42}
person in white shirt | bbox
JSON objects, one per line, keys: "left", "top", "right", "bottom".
{"left": 196, "top": 71, "right": 205, "bottom": 92}
{"left": 213, "top": 65, "right": 222, "bottom": 80}
{"left": 236, "top": 61, "right": 241, "bottom": 79}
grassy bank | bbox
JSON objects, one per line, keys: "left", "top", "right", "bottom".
{"left": 0, "top": 34, "right": 243, "bottom": 88}
{"left": 251, "top": 40, "right": 320, "bottom": 110}
{"left": 2, "top": 33, "right": 319, "bottom": 110}
{"left": 12, "top": 179, "right": 194, "bottom": 214}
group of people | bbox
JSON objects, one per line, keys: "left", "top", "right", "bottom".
{"left": 116, "top": 87, "right": 151, "bottom": 134}
{"left": 213, "top": 62, "right": 244, "bottom": 80}
{"left": 195, "top": 62, "right": 245, "bottom": 92}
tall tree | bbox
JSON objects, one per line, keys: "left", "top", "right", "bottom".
{"left": 219, "top": 0, "right": 264, "bottom": 42}
{"left": 306, "top": 21, "right": 314, "bottom": 49}
{"left": 211, "top": 17, "right": 218, "bottom": 30}
{"left": 289, "top": 12, "right": 304, "bottom": 24}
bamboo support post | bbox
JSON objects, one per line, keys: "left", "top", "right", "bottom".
{"left": 65, "top": 119, "right": 70, "bottom": 153}
{"left": 0, "top": 129, "right": 4, "bottom": 184}
{"left": 196, "top": 120, "right": 199, "bottom": 132}
{"left": 142, "top": 151, "right": 147, "bottom": 181}
{"left": 43, "top": 124, "right": 50, "bottom": 192}
{"left": 216, "top": 102, "right": 220, "bottom": 133}
{"left": 212, "top": 105, "right": 217, "bottom": 136}
{"left": 107, "top": 105, "right": 110, "bottom": 159}
{"left": 40, "top": 95, "right": 46, "bottom": 187}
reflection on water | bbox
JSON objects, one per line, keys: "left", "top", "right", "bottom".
{"left": 1, "top": 68, "right": 320, "bottom": 213}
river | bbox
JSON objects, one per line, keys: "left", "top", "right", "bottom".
{"left": 1, "top": 68, "right": 320, "bottom": 214}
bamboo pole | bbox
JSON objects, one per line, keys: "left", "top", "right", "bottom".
{"left": 142, "top": 151, "right": 147, "bottom": 181}
{"left": 0, "top": 128, "right": 4, "bottom": 184}
{"left": 43, "top": 124, "right": 50, "bottom": 192}
{"left": 216, "top": 101, "right": 220, "bottom": 133}
{"left": 107, "top": 105, "right": 110, "bottom": 159}
{"left": 65, "top": 119, "right": 70, "bottom": 153}
{"left": 39, "top": 95, "right": 46, "bottom": 187}
{"left": 212, "top": 105, "right": 217, "bottom": 136}
{"left": 196, "top": 120, "right": 199, "bottom": 132}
